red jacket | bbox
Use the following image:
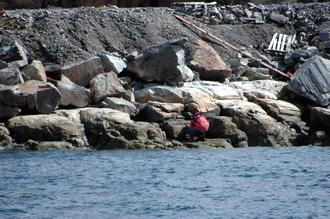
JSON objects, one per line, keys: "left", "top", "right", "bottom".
{"left": 190, "top": 114, "right": 209, "bottom": 132}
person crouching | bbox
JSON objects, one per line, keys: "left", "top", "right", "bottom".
{"left": 186, "top": 112, "right": 209, "bottom": 141}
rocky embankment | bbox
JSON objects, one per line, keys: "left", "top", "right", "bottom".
{"left": 0, "top": 3, "right": 330, "bottom": 151}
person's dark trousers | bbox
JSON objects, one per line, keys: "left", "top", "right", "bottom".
{"left": 186, "top": 128, "right": 205, "bottom": 141}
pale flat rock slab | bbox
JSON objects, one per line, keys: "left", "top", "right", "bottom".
{"left": 217, "top": 99, "right": 267, "bottom": 115}
{"left": 183, "top": 81, "right": 242, "bottom": 100}
{"left": 55, "top": 108, "right": 132, "bottom": 125}
{"left": 100, "top": 97, "right": 137, "bottom": 116}
{"left": 230, "top": 80, "right": 288, "bottom": 99}
{"left": 134, "top": 85, "right": 183, "bottom": 104}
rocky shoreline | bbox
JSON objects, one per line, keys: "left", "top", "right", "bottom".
{"left": 0, "top": 3, "right": 330, "bottom": 151}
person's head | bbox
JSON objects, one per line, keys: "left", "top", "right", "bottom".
{"left": 192, "top": 111, "right": 201, "bottom": 119}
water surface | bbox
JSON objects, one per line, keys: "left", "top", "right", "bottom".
{"left": 0, "top": 147, "right": 329, "bottom": 218}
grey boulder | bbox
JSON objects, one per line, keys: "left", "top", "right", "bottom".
{"left": 288, "top": 56, "right": 330, "bottom": 106}
{"left": 21, "top": 60, "right": 47, "bottom": 82}
{"left": 61, "top": 56, "right": 103, "bottom": 86}
{"left": 99, "top": 53, "right": 127, "bottom": 74}
{"left": 128, "top": 40, "right": 194, "bottom": 83}
{"left": 57, "top": 76, "right": 90, "bottom": 108}
{"left": 0, "top": 68, "right": 24, "bottom": 85}
{"left": 0, "top": 41, "right": 28, "bottom": 68}
{"left": 207, "top": 116, "right": 248, "bottom": 148}
{"left": 90, "top": 72, "right": 126, "bottom": 103}
{"left": 100, "top": 97, "right": 137, "bottom": 116}
{"left": 0, "top": 80, "right": 61, "bottom": 114}
{"left": 7, "top": 114, "right": 88, "bottom": 147}
{"left": 134, "top": 85, "right": 183, "bottom": 104}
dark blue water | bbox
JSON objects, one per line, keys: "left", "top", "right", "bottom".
{"left": 0, "top": 147, "right": 329, "bottom": 219}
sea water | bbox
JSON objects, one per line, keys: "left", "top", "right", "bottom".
{"left": 0, "top": 147, "right": 329, "bottom": 218}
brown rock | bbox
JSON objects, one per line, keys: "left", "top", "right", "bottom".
{"left": 0, "top": 81, "right": 61, "bottom": 114}
{"left": 162, "top": 119, "right": 189, "bottom": 139}
{"left": 188, "top": 40, "right": 231, "bottom": 82}
{"left": 218, "top": 100, "right": 295, "bottom": 146}
{"left": 21, "top": 60, "right": 47, "bottom": 82}
{"left": 136, "top": 101, "right": 183, "bottom": 123}
{"left": 207, "top": 116, "right": 248, "bottom": 147}
{"left": 61, "top": 56, "right": 103, "bottom": 87}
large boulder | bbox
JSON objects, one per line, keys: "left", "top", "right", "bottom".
{"left": 55, "top": 108, "right": 132, "bottom": 148}
{"left": 284, "top": 47, "right": 320, "bottom": 67}
{"left": 79, "top": 108, "right": 132, "bottom": 125}
{"left": 128, "top": 39, "right": 194, "bottom": 83}
{"left": 310, "top": 107, "right": 330, "bottom": 129}
{"left": 188, "top": 40, "right": 231, "bottom": 82}
{"left": 90, "top": 72, "right": 126, "bottom": 103}
{"left": 0, "top": 41, "right": 28, "bottom": 68}
{"left": 136, "top": 101, "right": 184, "bottom": 123}
{"left": 288, "top": 56, "right": 330, "bottom": 106}
{"left": 0, "top": 103, "right": 21, "bottom": 121}
{"left": 183, "top": 81, "right": 242, "bottom": 100}
{"left": 97, "top": 121, "right": 167, "bottom": 150}
{"left": 134, "top": 85, "right": 183, "bottom": 104}
{"left": 246, "top": 94, "right": 309, "bottom": 145}
{"left": 178, "top": 86, "right": 219, "bottom": 116}
{"left": 98, "top": 52, "right": 127, "bottom": 74}
{"left": 162, "top": 119, "right": 190, "bottom": 139}
{"left": 249, "top": 98, "right": 302, "bottom": 123}
{"left": 230, "top": 80, "right": 287, "bottom": 99}
{"left": 100, "top": 97, "right": 137, "bottom": 116}
{"left": 0, "top": 68, "right": 24, "bottom": 85}
{"left": 21, "top": 60, "right": 47, "bottom": 82}
{"left": 57, "top": 76, "right": 90, "bottom": 108}
{"left": 7, "top": 114, "right": 88, "bottom": 147}
{"left": 0, "top": 81, "right": 61, "bottom": 114}
{"left": 218, "top": 100, "right": 294, "bottom": 146}
{"left": 207, "top": 116, "right": 248, "bottom": 148}
{"left": 61, "top": 56, "right": 103, "bottom": 87}
{"left": 56, "top": 108, "right": 166, "bottom": 149}
{"left": 55, "top": 108, "right": 132, "bottom": 125}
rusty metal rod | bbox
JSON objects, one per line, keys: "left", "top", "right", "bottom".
{"left": 173, "top": 13, "right": 291, "bottom": 78}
